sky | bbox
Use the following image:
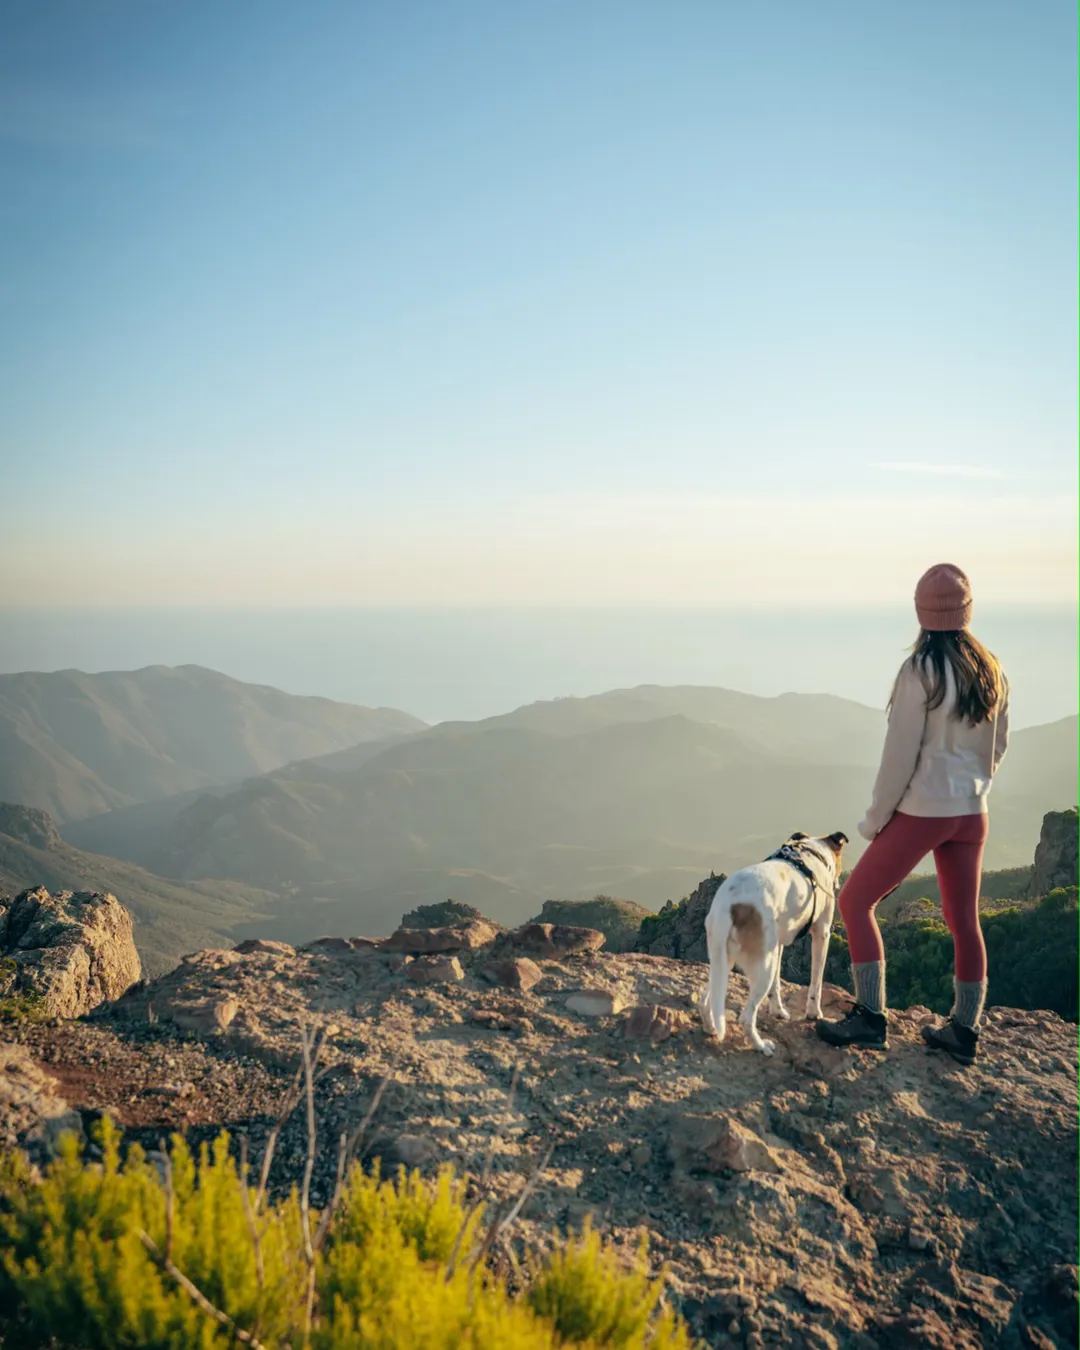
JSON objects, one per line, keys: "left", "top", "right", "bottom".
{"left": 1, "top": 0, "right": 1076, "bottom": 607}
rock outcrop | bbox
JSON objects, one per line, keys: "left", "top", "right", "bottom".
{"left": 0, "top": 802, "right": 63, "bottom": 851}
{"left": 1030, "top": 807, "right": 1079, "bottom": 897}
{"left": 0, "top": 887, "right": 141, "bottom": 1018}
{"left": 634, "top": 872, "right": 725, "bottom": 962}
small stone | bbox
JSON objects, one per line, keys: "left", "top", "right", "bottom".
{"left": 908, "top": 1227, "right": 931, "bottom": 1251}
{"left": 480, "top": 957, "right": 543, "bottom": 992}
{"left": 624, "top": 1003, "right": 693, "bottom": 1042}
{"left": 469, "top": 1009, "right": 533, "bottom": 1034}
{"left": 631, "top": 1143, "right": 652, "bottom": 1168}
{"left": 566, "top": 990, "right": 624, "bottom": 1017}
{"left": 386, "top": 952, "right": 413, "bottom": 972}
{"left": 668, "top": 1113, "right": 783, "bottom": 1174}
{"left": 163, "top": 996, "right": 239, "bottom": 1033}
{"left": 406, "top": 955, "right": 465, "bottom": 984}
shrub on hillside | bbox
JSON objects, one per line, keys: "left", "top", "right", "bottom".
{"left": 879, "top": 887, "right": 1078, "bottom": 1020}
{"left": 0, "top": 1119, "right": 693, "bottom": 1350}
{"left": 400, "top": 899, "right": 487, "bottom": 930}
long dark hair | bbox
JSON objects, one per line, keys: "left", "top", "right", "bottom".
{"left": 891, "top": 630, "right": 1006, "bottom": 726}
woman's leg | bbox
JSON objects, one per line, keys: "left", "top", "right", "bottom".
{"left": 838, "top": 812, "right": 953, "bottom": 1011}
{"left": 933, "top": 812, "right": 989, "bottom": 1029}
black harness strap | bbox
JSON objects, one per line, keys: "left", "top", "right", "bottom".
{"left": 765, "top": 842, "right": 834, "bottom": 943}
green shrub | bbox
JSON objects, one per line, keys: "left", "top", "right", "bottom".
{"left": 874, "top": 886, "right": 1078, "bottom": 1020}
{"left": 527, "top": 1221, "right": 687, "bottom": 1348}
{"left": 0, "top": 1120, "right": 693, "bottom": 1350}
{"left": 0, "top": 956, "right": 48, "bottom": 1025}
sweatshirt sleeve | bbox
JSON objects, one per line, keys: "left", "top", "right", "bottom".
{"left": 992, "top": 677, "right": 1010, "bottom": 774}
{"left": 859, "top": 660, "right": 928, "bottom": 841}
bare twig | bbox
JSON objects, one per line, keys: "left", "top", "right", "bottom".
{"left": 139, "top": 1230, "right": 269, "bottom": 1350}
{"left": 255, "top": 1056, "right": 308, "bottom": 1213}
{"left": 467, "top": 1143, "right": 554, "bottom": 1276}
{"left": 491, "top": 1144, "right": 554, "bottom": 1242}
{"left": 311, "top": 1069, "right": 392, "bottom": 1254}
{"left": 238, "top": 1136, "right": 265, "bottom": 1315}
{"left": 299, "top": 1025, "right": 318, "bottom": 1265}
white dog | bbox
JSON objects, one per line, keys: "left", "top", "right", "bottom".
{"left": 701, "top": 830, "right": 848, "bottom": 1055}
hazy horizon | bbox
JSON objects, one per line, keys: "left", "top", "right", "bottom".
{"left": 1, "top": 603, "right": 1074, "bottom": 730}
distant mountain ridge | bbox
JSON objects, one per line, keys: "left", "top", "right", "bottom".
{"left": 0, "top": 665, "right": 426, "bottom": 823}
{"left": 72, "top": 683, "right": 1073, "bottom": 943}
{"left": 5, "top": 666, "right": 1072, "bottom": 955}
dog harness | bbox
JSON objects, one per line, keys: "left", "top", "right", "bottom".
{"left": 765, "top": 841, "right": 837, "bottom": 943}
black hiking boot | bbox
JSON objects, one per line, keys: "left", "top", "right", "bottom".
{"left": 815, "top": 1003, "right": 888, "bottom": 1050}
{"left": 922, "top": 1017, "right": 979, "bottom": 1066}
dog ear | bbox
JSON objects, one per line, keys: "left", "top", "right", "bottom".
{"left": 789, "top": 831, "right": 809, "bottom": 841}
{"left": 826, "top": 831, "right": 849, "bottom": 849}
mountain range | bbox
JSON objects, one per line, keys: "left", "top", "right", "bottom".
{"left": 1, "top": 666, "right": 1073, "bottom": 962}
{"left": 62, "top": 678, "right": 1077, "bottom": 947}
{"left": 0, "top": 665, "right": 424, "bottom": 823}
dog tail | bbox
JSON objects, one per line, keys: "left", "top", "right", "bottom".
{"left": 703, "top": 905, "right": 733, "bottom": 1042}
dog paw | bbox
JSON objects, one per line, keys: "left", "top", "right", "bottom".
{"left": 804, "top": 1005, "right": 822, "bottom": 1021}
{"left": 773, "top": 1006, "right": 791, "bottom": 1021}
{"left": 759, "top": 1039, "right": 776, "bottom": 1057}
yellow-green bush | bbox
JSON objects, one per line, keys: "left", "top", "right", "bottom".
{"left": 0, "top": 1121, "right": 694, "bottom": 1350}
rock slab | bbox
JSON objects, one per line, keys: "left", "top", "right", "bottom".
{"left": 511, "top": 922, "right": 605, "bottom": 957}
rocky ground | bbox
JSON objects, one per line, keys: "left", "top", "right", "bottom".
{"left": 2, "top": 913, "right": 1076, "bottom": 1350}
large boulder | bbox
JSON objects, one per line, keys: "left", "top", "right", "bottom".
{"left": 385, "top": 920, "right": 498, "bottom": 954}
{"left": 1030, "top": 808, "right": 1079, "bottom": 897}
{"left": 0, "top": 887, "right": 141, "bottom": 1019}
{"left": 510, "top": 922, "right": 605, "bottom": 957}
{"left": 635, "top": 873, "right": 726, "bottom": 963}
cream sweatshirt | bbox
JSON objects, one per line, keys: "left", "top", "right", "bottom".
{"left": 859, "top": 657, "right": 1010, "bottom": 841}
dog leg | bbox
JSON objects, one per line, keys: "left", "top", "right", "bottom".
{"left": 740, "top": 950, "right": 778, "bottom": 1056}
{"left": 768, "top": 959, "right": 790, "bottom": 1021}
{"left": 702, "top": 910, "right": 731, "bottom": 1042}
{"left": 804, "top": 903, "right": 834, "bottom": 1020}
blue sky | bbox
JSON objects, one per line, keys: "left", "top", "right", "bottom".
{"left": 2, "top": 1, "right": 1076, "bottom": 605}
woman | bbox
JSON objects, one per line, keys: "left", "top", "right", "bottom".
{"left": 816, "top": 563, "right": 1009, "bottom": 1065}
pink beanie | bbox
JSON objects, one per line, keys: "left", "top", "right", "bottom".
{"left": 915, "top": 563, "right": 973, "bottom": 631}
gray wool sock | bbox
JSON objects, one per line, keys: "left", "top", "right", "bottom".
{"left": 952, "top": 980, "right": 987, "bottom": 1030}
{"left": 852, "top": 961, "right": 886, "bottom": 1015}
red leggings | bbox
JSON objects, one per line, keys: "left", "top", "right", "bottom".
{"left": 839, "top": 811, "right": 989, "bottom": 981}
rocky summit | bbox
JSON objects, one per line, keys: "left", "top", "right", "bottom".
{"left": 2, "top": 909, "right": 1077, "bottom": 1350}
